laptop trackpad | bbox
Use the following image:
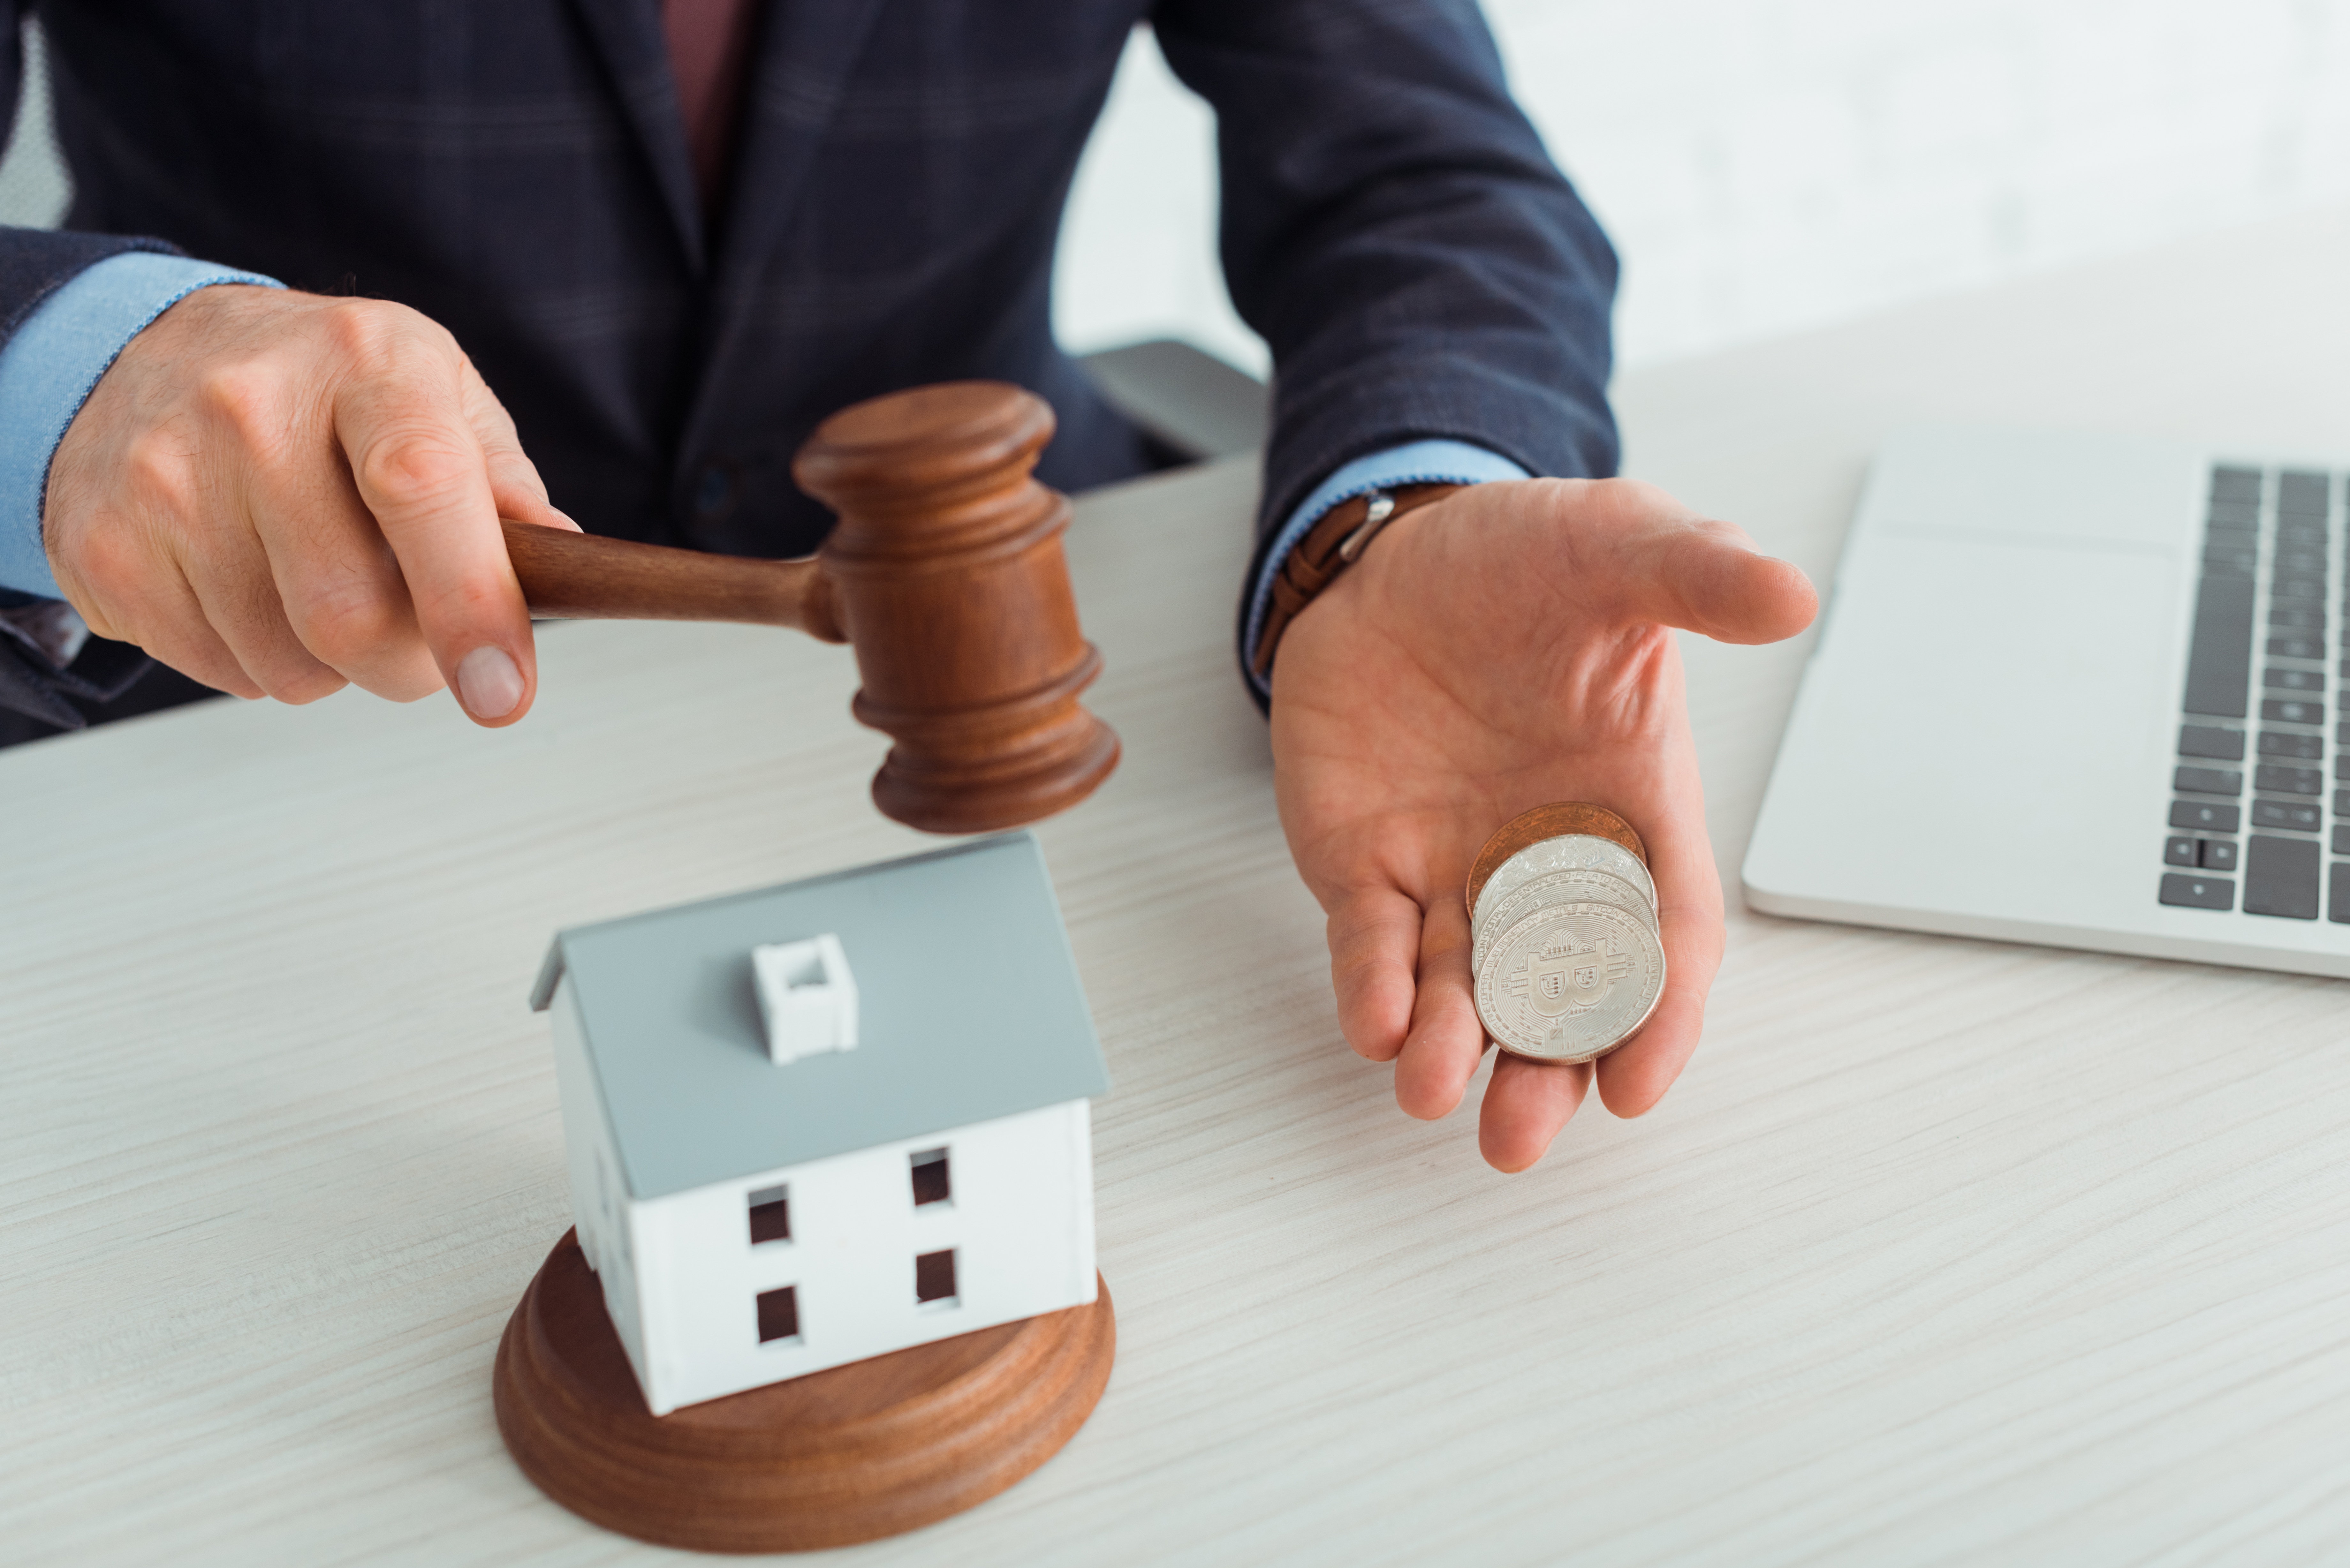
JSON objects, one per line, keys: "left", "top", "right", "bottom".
{"left": 1764, "top": 534, "right": 2180, "bottom": 919}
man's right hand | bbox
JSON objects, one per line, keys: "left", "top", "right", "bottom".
{"left": 42, "top": 284, "right": 576, "bottom": 725}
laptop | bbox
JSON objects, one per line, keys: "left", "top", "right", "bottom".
{"left": 1743, "top": 426, "right": 2350, "bottom": 979}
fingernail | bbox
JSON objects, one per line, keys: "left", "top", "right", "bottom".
{"left": 457, "top": 645, "right": 524, "bottom": 719}
{"left": 549, "top": 508, "right": 584, "bottom": 532}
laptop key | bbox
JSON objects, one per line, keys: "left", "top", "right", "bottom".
{"left": 2334, "top": 825, "right": 2350, "bottom": 856}
{"left": 2184, "top": 576, "right": 2255, "bottom": 717}
{"left": 2255, "top": 764, "right": 2323, "bottom": 795}
{"left": 2268, "top": 635, "right": 2325, "bottom": 660}
{"left": 2252, "top": 799, "right": 2323, "bottom": 831}
{"left": 2159, "top": 873, "right": 2234, "bottom": 910}
{"left": 2258, "top": 731, "right": 2322, "bottom": 759}
{"left": 2264, "top": 668, "right": 2325, "bottom": 692}
{"left": 2173, "top": 765, "right": 2242, "bottom": 795}
{"left": 2262, "top": 699, "right": 2325, "bottom": 725}
{"left": 2278, "top": 471, "right": 2330, "bottom": 513}
{"left": 2271, "top": 579, "right": 2325, "bottom": 601}
{"left": 2273, "top": 550, "right": 2328, "bottom": 574}
{"left": 2180, "top": 724, "right": 2246, "bottom": 759}
{"left": 2164, "top": 836, "right": 2199, "bottom": 866}
{"left": 2333, "top": 864, "right": 2350, "bottom": 925}
{"left": 2244, "top": 835, "right": 2321, "bottom": 919}
{"left": 2269, "top": 607, "right": 2325, "bottom": 631}
{"left": 2336, "top": 789, "right": 2350, "bottom": 818}
{"left": 2171, "top": 800, "right": 2241, "bottom": 832}
{"left": 2211, "top": 469, "right": 2262, "bottom": 504}
{"left": 2200, "top": 839, "right": 2239, "bottom": 871}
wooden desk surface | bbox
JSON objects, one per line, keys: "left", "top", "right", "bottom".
{"left": 9, "top": 209, "right": 2350, "bottom": 1566}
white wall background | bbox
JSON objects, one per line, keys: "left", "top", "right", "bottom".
{"left": 1057, "top": 0, "right": 2350, "bottom": 376}
{"left": 9, "top": 5, "right": 2350, "bottom": 375}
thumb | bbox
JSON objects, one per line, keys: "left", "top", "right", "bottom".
{"left": 1623, "top": 520, "right": 1818, "bottom": 645}
{"left": 338, "top": 372, "right": 538, "bottom": 728}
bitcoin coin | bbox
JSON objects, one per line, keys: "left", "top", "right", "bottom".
{"left": 1474, "top": 900, "right": 1664, "bottom": 1064}
{"left": 1473, "top": 836, "right": 1656, "bottom": 938}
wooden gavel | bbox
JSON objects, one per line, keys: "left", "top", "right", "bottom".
{"left": 501, "top": 382, "right": 1119, "bottom": 834}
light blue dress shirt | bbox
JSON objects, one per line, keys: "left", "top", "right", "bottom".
{"left": 0, "top": 255, "right": 1524, "bottom": 702}
{"left": 0, "top": 253, "right": 283, "bottom": 599}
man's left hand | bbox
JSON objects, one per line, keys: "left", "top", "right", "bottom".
{"left": 1269, "top": 478, "right": 1818, "bottom": 1172}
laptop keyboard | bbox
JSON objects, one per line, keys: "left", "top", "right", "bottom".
{"left": 2162, "top": 465, "right": 2349, "bottom": 922}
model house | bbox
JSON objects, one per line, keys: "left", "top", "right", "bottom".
{"left": 528, "top": 832, "right": 1110, "bottom": 1417}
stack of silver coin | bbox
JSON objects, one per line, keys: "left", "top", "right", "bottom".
{"left": 1469, "top": 824, "right": 1664, "bottom": 1065}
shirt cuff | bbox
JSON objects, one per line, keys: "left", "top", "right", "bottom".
{"left": 0, "top": 253, "right": 284, "bottom": 597}
{"left": 1240, "top": 439, "right": 1530, "bottom": 702}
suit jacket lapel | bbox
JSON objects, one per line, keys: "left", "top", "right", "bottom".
{"left": 688, "top": 0, "right": 889, "bottom": 391}
{"left": 569, "top": 0, "right": 706, "bottom": 273}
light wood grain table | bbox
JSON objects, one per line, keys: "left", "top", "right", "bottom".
{"left": 9, "top": 209, "right": 2350, "bottom": 1567}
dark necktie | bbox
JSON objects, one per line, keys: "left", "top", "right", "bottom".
{"left": 662, "top": 0, "right": 760, "bottom": 211}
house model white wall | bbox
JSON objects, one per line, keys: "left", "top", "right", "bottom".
{"left": 528, "top": 833, "right": 1110, "bottom": 1417}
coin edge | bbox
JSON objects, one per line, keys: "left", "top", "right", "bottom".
{"left": 1464, "top": 803, "right": 1648, "bottom": 916}
{"left": 1473, "top": 842, "right": 1657, "bottom": 939}
{"left": 1474, "top": 865, "right": 1655, "bottom": 953}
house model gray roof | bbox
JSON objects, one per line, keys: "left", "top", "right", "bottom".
{"left": 532, "top": 833, "right": 1109, "bottom": 1200}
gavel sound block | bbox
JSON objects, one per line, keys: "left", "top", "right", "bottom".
{"left": 501, "top": 381, "right": 1120, "bottom": 834}
{"left": 495, "top": 1233, "right": 1115, "bottom": 1551}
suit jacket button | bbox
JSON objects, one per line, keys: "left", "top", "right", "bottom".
{"left": 694, "top": 463, "right": 734, "bottom": 517}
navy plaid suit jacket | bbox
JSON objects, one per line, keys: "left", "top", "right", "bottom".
{"left": 0, "top": 0, "right": 1616, "bottom": 638}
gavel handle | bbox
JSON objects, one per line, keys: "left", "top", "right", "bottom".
{"left": 502, "top": 520, "right": 846, "bottom": 644}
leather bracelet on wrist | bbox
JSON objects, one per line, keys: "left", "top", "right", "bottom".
{"left": 1249, "top": 481, "right": 1466, "bottom": 679}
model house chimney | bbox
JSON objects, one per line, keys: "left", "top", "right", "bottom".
{"left": 751, "top": 934, "right": 859, "bottom": 1065}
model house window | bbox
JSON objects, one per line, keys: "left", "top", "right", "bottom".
{"left": 915, "top": 1248, "right": 958, "bottom": 1308}
{"left": 756, "top": 1284, "right": 800, "bottom": 1344}
{"left": 747, "top": 1183, "right": 791, "bottom": 1245}
{"left": 910, "top": 1147, "right": 951, "bottom": 1206}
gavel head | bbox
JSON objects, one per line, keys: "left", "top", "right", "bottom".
{"left": 792, "top": 383, "right": 1121, "bottom": 835}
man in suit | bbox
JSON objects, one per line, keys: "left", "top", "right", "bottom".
{"left": 0, "top": 1, "right": 1815, "bottom": 1170}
